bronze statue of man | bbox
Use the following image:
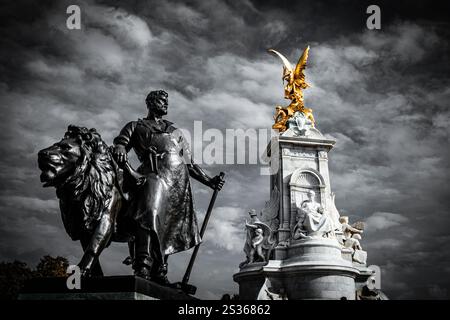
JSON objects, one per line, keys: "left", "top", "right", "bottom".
{"left": 113, "top": 90, "right": 224, "bottom": 284}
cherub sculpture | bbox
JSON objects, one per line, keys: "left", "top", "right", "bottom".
{"left": 273, "top": 106, "right": 290, "bottom": 132}
{"left": 340, "top": 216, "right": 367, "bottom": 264}
{"left": 250, "top": 228, "right": 265, "bottom": 262}
{"left": 340, "top": 216, "right": 364, "bottom": 239}
{"left": 344, "top": 233, "right": 363, "bottom": 251}
{"left": 268, "top": 46, "right": 316, "bottom": 132}
{"left": 239, "top": 210, "right": 276, "bottom": 268}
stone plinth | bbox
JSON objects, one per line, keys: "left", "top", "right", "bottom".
{"left": 19, "top": 275, "right": 196, "bottom": 300}
{"left": 233, "top": 264, "right": 266, "bottom": 300}
{"left": 264, "top": 238, "right": 359, "bottom": 300}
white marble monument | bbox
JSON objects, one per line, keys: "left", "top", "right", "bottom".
{"left": 233, "top": 46, "right": 385, "bottom": 300}
{"left": 234, "top": 124, "right": 363, "bottom": 300}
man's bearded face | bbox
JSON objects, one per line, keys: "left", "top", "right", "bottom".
{"left": 148, "top": 93, "right": 168, "bottom": 116}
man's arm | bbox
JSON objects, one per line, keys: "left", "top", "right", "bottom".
{"left": 113, "top": 121, "right": 136, "bottom": 164}
{"left": 187, "top": 163, "right": 224, "bottom": 190}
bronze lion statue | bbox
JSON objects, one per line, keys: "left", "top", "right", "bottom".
{"left": 38, "top": 125, "right": 134, "bottom": 276}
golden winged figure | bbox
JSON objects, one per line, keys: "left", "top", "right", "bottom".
{"left": 268, "top": 46, "right": 315, "bottom": 132}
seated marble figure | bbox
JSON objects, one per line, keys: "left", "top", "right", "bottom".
{"left": 293, "top": 190, "right": 334, "bottom": 240}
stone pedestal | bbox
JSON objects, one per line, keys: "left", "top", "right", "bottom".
{"left": 19, "top": 276, "right": 196, "bottom": 300}
{"left": 264, "top": 238, "right": 359, "bottom": 300}
{"left": 269, "top": 128, "right": 338, "bottom": 252}
{"left": 233, "top": 264, "right": 266, "bottom": 300}
{"left": 234, "top": 238, "right": 359, "bottom": 300}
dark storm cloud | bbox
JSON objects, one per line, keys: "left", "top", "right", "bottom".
{"left": 0, "top": 0, "right": 449, "bottom": 299}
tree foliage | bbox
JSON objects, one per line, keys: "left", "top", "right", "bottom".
{"left": 35, "top": 255, "right": 69, "bottom": 278}
{"left": 0, "top": 255, "right": 69, "bottom": 299}
{"left": 0, "top": 261, "right": 33, "bottom": 300}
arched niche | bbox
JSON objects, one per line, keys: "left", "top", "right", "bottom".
{"left": 289, "top": 168, "right": 326, "bottom": 227}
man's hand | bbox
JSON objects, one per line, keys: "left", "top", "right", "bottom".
{"left": 209, "top": 174, "right": 225, "bottom": 190}
{"left": 113, "top": 144, "right": 127, "bottom": 164}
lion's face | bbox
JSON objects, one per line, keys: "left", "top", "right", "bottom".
{"left": 38, "top": 137, "right": 82, "bottom": 187}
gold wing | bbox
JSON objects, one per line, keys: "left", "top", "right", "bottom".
{"left": 293, "top": 46, "right": 310, "bottom": 87}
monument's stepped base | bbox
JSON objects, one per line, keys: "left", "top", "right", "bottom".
{"left": 235, "top": 238, "right": 361, "bottom": 300}
{"left": 19, "top": 275, "right": 196, "bottom": 300}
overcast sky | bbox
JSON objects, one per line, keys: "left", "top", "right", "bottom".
{"left": 0, "top": 0, "right": 449, "bottom": 299}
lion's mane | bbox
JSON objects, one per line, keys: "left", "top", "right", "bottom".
{"left": 58, "top": 125, "right": 116, "bottom": 234}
